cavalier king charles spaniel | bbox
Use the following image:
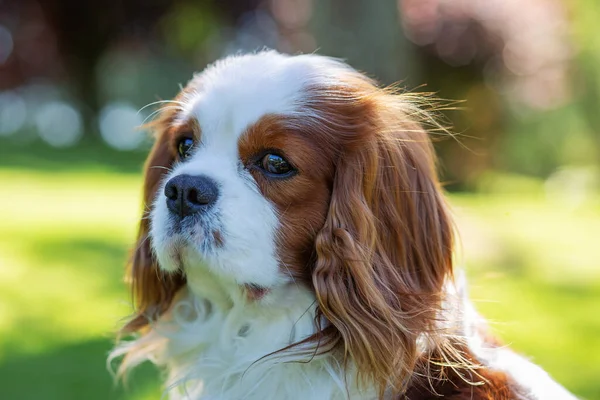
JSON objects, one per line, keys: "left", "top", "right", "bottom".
{"left": 110, "top": 51, "right": 576, "bottom": 400}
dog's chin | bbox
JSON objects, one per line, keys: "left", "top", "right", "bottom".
{"left": 153, "top": 234, "right": 211, "bottom": 273}
{"left": 153, "top": 236, "right": 273, "bottom": 302}
{"left": 152, "top": 214, "right": 221, "bottom": 269}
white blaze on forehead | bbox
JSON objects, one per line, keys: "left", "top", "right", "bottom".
{"left": 180, "top": 51, "right": 354, "bottom": 144}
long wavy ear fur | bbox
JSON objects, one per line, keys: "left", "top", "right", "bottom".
{"left": 121, "top": 124, "right": 186, "bottom": 334}
{"left": 312, "top": 91, "right": 455, "bottom": 397}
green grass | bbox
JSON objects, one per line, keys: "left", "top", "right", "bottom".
{"left": 0, "top": 141, "right": 598, "bottom": 399}
{"left": 451, "top": 189, "right": 600, "bottom": 399}
{"left": 0, "top": 167, "right": 160, "bottom": 399}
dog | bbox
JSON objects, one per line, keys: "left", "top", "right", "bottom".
{"left": 110, "top": 51, "right": 577, "bottom": 400}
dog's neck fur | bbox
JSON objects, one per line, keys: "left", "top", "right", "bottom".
{"left": 114, "top": 266, "right": 376, "bottom": 400}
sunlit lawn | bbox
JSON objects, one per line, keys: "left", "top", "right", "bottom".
{"left": 0, "top": 143, "right": 598, "bottom": 399}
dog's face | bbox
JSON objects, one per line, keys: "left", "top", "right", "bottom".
{"left": 148, "top": 53, "right": 344, "bottom": 294}
{"left": 125, "top": 51, "right": 455, "bottom": 394}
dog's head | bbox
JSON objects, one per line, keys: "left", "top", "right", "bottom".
{"left": 123, "top": 51, "right": 455, "bottom": 395}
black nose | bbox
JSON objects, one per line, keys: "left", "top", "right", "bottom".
{"left": 164, "top": 174, "right": 219, "bottom": 218}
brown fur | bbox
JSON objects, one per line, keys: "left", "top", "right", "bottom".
{"left": 303, "top": 77, "right": 456, "bottom": 397}
{"left": 404, "top": 349, "right": 517, "bottom": 400}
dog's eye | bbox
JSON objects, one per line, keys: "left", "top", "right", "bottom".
{"left": 260, "top": 153, "right": 293, "bottom": 176}
{"left": 177, "top": 137, "right": 195, "bottom": 160}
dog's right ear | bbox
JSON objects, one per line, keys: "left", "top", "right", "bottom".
{"left": 121, "top": 125, "right": 186, "bottom": 334}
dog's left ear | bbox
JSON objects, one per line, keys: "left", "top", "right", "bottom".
{"left": 313, "top": 97, "right": 455, "bottom": 396}
{"left": 122, "top": 126, "right": 186, "bottom": 334}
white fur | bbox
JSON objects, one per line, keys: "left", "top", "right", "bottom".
{"left": 111, "top": 283, "right": 372, "bottom": 400}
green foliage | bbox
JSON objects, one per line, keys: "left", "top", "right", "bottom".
{"left": 161, "top": 2, "right": 222, "bottom": 56}
{"left": 494, "top": 0, "right": 600, "bottom": 178}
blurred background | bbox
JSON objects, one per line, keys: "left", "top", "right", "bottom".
{"left": 0, "top": 0, "right": 598, "bottom": 398}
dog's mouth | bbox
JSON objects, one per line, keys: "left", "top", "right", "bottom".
{"left": 244, "top": 283, "right": 270, "bottom": 301}
{"left": 165, "top": 213, "right": 224, "bottom": 252}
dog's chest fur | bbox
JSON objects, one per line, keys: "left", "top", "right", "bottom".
{"left": 125, "top": 276, "right": 374, "bottom": 400}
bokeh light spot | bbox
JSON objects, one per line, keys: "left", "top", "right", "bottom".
{"left": 0, "top": 91, "right": 27, "bottom": 136}
{"left": 34, "top": 101, "right": 83, "bottom": 148}
{"left": 0, "top": 24, "right": 14, "bottom": 64}
{"left": 98, "top": 102, "right": 145, "bottom": 150}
